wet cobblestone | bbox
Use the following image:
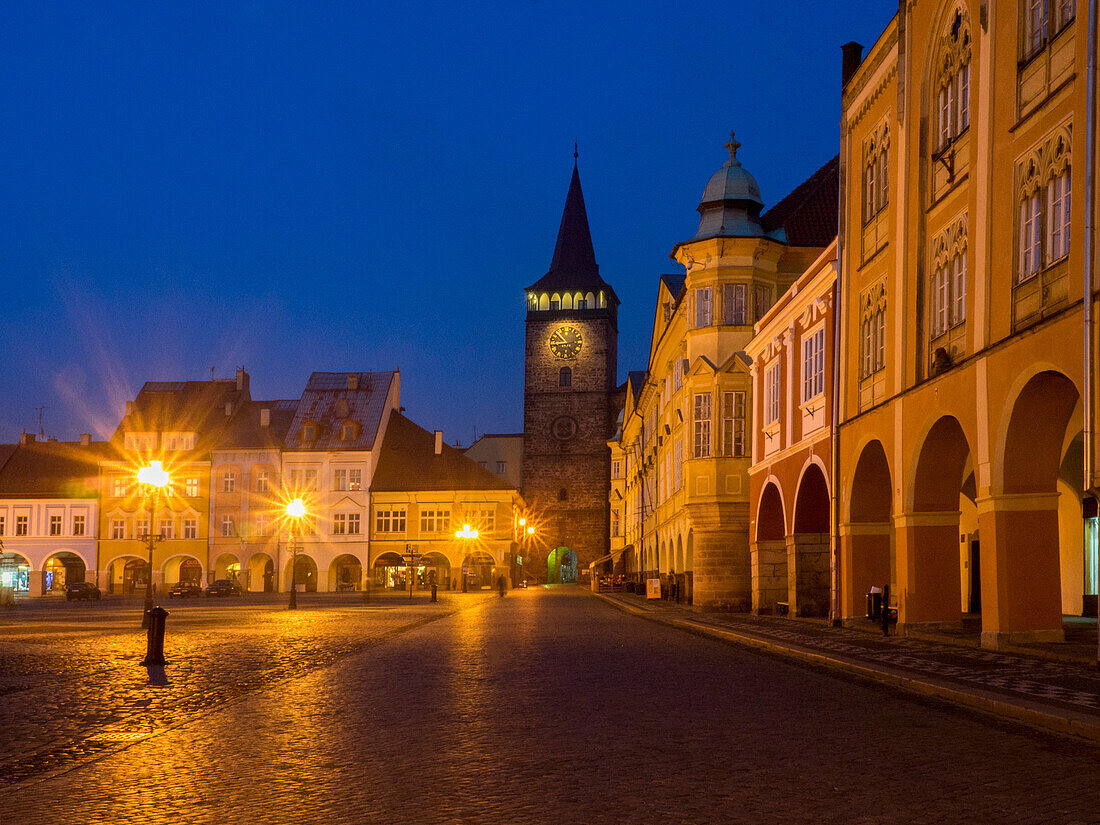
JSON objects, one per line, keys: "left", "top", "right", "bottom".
{"left": 2, "top": 588, "right": 1099, "bottom": 824}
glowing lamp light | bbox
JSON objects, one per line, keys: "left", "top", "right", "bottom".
{"left": 136, "top": 460, "right": 170, "bottom": 488}
{"left": 519, "top": 518, "right": 526, "bottom": 526}
{"left": 286, "top": 498, "right": 306, "bottom": 519}
{"left": 456, "top": 524, "right": 479, "bottom": 539}
{"left": 526, "top": 526, "right": 535, "bottom": 535}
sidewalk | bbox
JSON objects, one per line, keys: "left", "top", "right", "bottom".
{"left": 595, "top": 590, "right": 1100, "bottom": 743}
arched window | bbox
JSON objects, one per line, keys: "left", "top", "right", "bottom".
{"left": 585, "top": 291, "right": 595, "bottom": 308}
{"left": 598, "top": 291, "right": 605, "bottom": 308}
{"left": 1016, "top": 127, "right": 1072, "bottom": 283}
{"left": 528, "top": 293, "right": 538, "bottom": 309}
{"left": 929, "top": 216, "right": 967, "bottom": 339}
{"left": 559, "top": 367, "right": 572, "bottom": 387}
{"left": 550, "top": 293, "right": 561, "bottom": 310}
{"left": 935, "top": 9, "right": 971, "bottom": 152}
{"left": 562, "top": 293, "right": 573, "bottom": 310}
{"left": 539, "top": 293, "right": 550, "bottom": 311}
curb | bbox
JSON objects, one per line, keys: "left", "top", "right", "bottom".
{"left": 594, "top": 592, "right": 1100, "bottom": 745}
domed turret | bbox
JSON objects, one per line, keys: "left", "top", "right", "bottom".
{"left": 686, "top": 131, "right": 765, "bottom": 242}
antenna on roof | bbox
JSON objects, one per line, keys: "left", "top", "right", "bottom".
{"left": 34, "top": 406, "right": 45, "bottom": 438}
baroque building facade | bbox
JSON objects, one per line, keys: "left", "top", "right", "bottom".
{"left": 835, "top": 1, "right": 1098, "bottom": 646}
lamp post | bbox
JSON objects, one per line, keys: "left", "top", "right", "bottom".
{"left": 286, "top": 498, "right": 305, "bottom": 610}
{"left": 455, "top": 524, "right": 478, "bottom": 592}
{"left": 136, "top": 461, "right": 170, "bottom": 628}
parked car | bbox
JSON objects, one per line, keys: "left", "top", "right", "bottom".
{"left": 65, "top": 582, "right": 101, "bottom": 601}
{"left": 204, "top": 579, "right": 242, "bottom": 597}
{"left": 168, "top": 581, "right": 203, "bottom": 598}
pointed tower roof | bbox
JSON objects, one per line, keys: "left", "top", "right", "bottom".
{"left": 527, "top": 154, "right": 616, "bottom": 299}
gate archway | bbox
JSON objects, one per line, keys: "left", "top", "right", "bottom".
{"left": 547, "top": 547, "right": 578, "bottom": 584}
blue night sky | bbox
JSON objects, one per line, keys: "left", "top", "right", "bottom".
{"left": 1, "top": 1, "right": 891, "bottom": 445}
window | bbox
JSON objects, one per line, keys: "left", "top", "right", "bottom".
{"left": 801, "top": 328, "right": 826, "bottom": 401}
{"left": 577, "top": 297, "right": 588, "bottom": 309}
{"left": 111, "top": 518, "right": 125, "bottom": 540}
{"left": 376, "top": 508, "right": 407, "bottom": 533}
{"left": 112, "top": 476, "right": 128, "bottom": 497}
{"left": 861, "top": 308, "right": 886, "bottom": 377}
{"left": 1024, "top": 0, "right": 1075, "bottom": 60}
{"left": 333, "top": 513, "right": 346, "bottom": 535}
{"left": 612, "top": 460, "right": 621, "bottom": 480}
{"left": 223, "top": 471, "right": 236, "bottom": 493}
{"left": 340, "top": 422, "right": 356, "bottom": 441}
{"left": 184, "top": 477, "right": 199, "bottom": 497}
{"left": 136, "top": 518, "right": 149, "bottom": 537}
{"left": 695, "top": 287, "right": 712, "bottom": 327}
{"left": 723, "top": 283, "right": 748, "bottom": 325}
{"left": 184, "top": 518, "right": 198, "bottom": 540}
{"left": 159, "top": 519, "right": 174, "bottom": 540}
{"left": 721, "top": 391, "right": 746, "bottom": 457}
{"left": 550, "top": 295, "right": 560, "bottom": 310}
{"left": 47, "top": 514, "right": 61, "bottom": 536}
{"left": 0, "top": 515, "right": 4, "bottom": 536}
{"left": 693, "top": 393, "right": 711, "bottom": 458}
{"left": 929, "top": 217, "right": 969, "bottom": 338}
{"left": 611, "top": 509, "right": 620, "bottom": 537}
{"left": 753, "top": 285, "right": 772, "bottom": 322}
{"left": 256, "top": 514, "right": 270, "bottom": 537}
{"left": 348, "top": 469, "right": 362, "bottom": 491}
{"left": 347, "top": 513, "right": 361, "bottom": 534}
{"left": 936, "top": 11, "right": 971, "bottom": 150}
{"left": 221, "top": 515, "right": 235, "bottom": 537}
{"left": 468, "top": 507, "right": 496, "bottom": 532}
{"left": 674, "top": 440, "right": 683, "bottom": 489}
{"left": 559, "top": 367, "right": 572, "bottom": 387}
{"left": 301, "top": 423, "right": 317, "bottom": 442}
{"left": 420, "top": 508, "right": 451, "bottom": 533}
{"left": 73, "top": 515, "right": 85, "bottom": 536}
{"left": 863, "top": 143, "right": 889, "bottom": 223}
{"left": 496, "top": 461, "right": 506, "bottom": 474}
{"left": 765, "top": 363, "right": 781, "bottom": 426}
{"left": 333, "top": 469, "right": 347, "bottom": 491}
{"left": 673, "top": 359, "right": 683, "bottom": 391}
{"left": 1017, "top": 130, "right": 1072, "bottom": 283}
{"left": 290, "top": 469, "right": 318, "bottom": 491}
{"left": 255, "top": 470, "right": 270, "bottom": 493}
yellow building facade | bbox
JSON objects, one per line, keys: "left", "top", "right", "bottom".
{"left": 837, "top": 2, "right": 1099, "bottom": 646}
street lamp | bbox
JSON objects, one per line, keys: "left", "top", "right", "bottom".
{"left": 286, "top": 498, "right": 306, "bottom": 609}
{"left": 136, "top": 460, "right": 170, "bottom": 628}
{"left": 455, "top": 524, "right": 478, "bottom": 592}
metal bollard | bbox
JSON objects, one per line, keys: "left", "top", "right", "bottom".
{"left": 141, "top": 606, "right": 169, "bottom": 666}
{"left": 431, "top": 583, "right": 437, "bottom": 603}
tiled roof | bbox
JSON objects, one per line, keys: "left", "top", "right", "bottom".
{"left": 371, "top": 414, "right": 515, "bottom": 492}
{"left": 216, "top": 400, "right": 298, "bottom": 450}
{"left": 0, "top": 440, "right": 113, "bottom": 498}
{"left": 285, "top": 372, "right": 396, "bottom": 451}
{"left": 114, "top": 379, "right": 249, "bottom": 452}
{"left": 760, "top": 155, "right": 839, "bottom": 247}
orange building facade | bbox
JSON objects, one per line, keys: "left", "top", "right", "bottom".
{"left": 837, "top": 2, "right": 1099, "bottom": 647}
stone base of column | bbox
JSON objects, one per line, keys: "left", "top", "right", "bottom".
{"left": 751, "top": 540, "right": 787, "bottom": 614}
{"left": 981, "top": 628, "right": 1065, "bottom": 650}
{"left": 686, "top": 502, "right": 750, "bottom": 612}
{"left": 788, "top": 533, "right": 830, "bottom": 618}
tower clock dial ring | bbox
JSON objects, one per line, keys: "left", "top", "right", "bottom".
{"left": 549, "top": 325, "right": 583, "bottom": 359}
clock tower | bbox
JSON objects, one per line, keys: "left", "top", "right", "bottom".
{"left": 522, "top": 156, "right": 619, "bottom": 580}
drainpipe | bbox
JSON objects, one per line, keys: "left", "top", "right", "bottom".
{"left": 831, "top": 42, "right": 864, "bottom": 626}
{"left": 1085, "top": 0, "right": 1098, "bottom": 667}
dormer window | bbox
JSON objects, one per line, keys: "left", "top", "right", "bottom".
{"left": 301, "top": 422, "right": 318, "bottom": 442}
{"left": 340, "top": 421, "right": 358, "bottom": 442}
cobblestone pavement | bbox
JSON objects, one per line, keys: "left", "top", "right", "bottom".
{"left": 600, "top": 591, "right": 1100, "bottom": 728}
{"left": 2, "top": 587, "right": 1100, "bottom": 824}
{"left": 0, "top": 591, "right": 491, "bottom": 787}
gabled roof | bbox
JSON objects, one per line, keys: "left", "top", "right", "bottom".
{"left": 0, "top": 440, "right": 112, "bottom": 498}
{"left": 760, "top": 155, "right": 839, "bottom": 247}
{"left": 627, "top": 371, "right": 647, "bottom": 400}
{"left": 659, "top": 273, "right": 686, "bottom": 303}
{"left": 527, "top": 162, "right": 617, "bottom": 302}
{"left": 371, "top": 413, "right": 515, "bottom": 492}
{"left": 285, "top": 371, "right": 396, "bottom": 451}
{"left": 114, "top": 379, "right": 249, "bottom": 452}
{"left": 216, "top": 399, "right": 298, "bottom": 450}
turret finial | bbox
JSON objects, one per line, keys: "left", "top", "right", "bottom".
{"left": 725, "top": 130, "right": 742, "bottom": 167}
{"left": 574, "top": 141, "right": 579, "bottom": 161}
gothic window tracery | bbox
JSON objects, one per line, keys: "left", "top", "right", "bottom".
{"left": 935, "top": 8, "right": 971, "bottom": 151}
{"left": 929, "top": 215, "right": 968, "bottom": 338}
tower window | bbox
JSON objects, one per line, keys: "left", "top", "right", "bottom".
{"left": 559, "top": 367, "right": 572, "bottom": 387}
{"left": 558, "top": 488, "right": 568, "bottom": 501}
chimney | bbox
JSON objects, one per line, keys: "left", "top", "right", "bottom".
{"left": 236, "top": 368, "right": 249, "bottom": 392}
{"left": 19, "top": 432, "right": 34, "bottom": 445}
{"left": 125, "top": 401, "right": 135, "bottom": 416}
{"left": 347, "top": 373, "right": 359, "bottom": 390}
{"left": 434, "top": 430, "right": 443, "bottom": 455}
{"left": 842, "top": 41, "right": 864, "bottom": 89}
{"left": 260, "top": 408, "right": 270, "bottom": 427}
{"left": 225, "top": 401, "right": 233, "bottom": 417}
{"left": 80, "top": 433, "right": 92, "bottom": 446}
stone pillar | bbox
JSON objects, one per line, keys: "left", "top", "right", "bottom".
{"left": 788, "top": 532, "right": 830, "bottom": 617}
{"left": 839, "top": 523, "right": 891, "bottom": 619}
{"left": 895, "top": 512, "right": 962, "bottom": 627}
{"left": 686, "top": 502, "right": 750, "bottom": 612}
{"left": 977, "top": 493, "right": 1064, "bottom": 648}
{"left": 751, "top": 539, "right": 787, "bottom": 614}
{"left": 29, "top": 570, "right": 45, "bottom": 597}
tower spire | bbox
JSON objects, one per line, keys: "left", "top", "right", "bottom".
{"left": 546, "top": 161, "right": 598, "bottom": 282}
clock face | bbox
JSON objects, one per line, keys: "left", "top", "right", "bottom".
{"left": 549, "top": 326, "right": 583, "bottom": 359}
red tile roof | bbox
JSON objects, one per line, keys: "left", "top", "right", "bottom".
{"left": 0, "top": 440, "right": 113, "bottom": 498}
{"left": 761, "top": 155, "right": 839, "bottom": 247}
